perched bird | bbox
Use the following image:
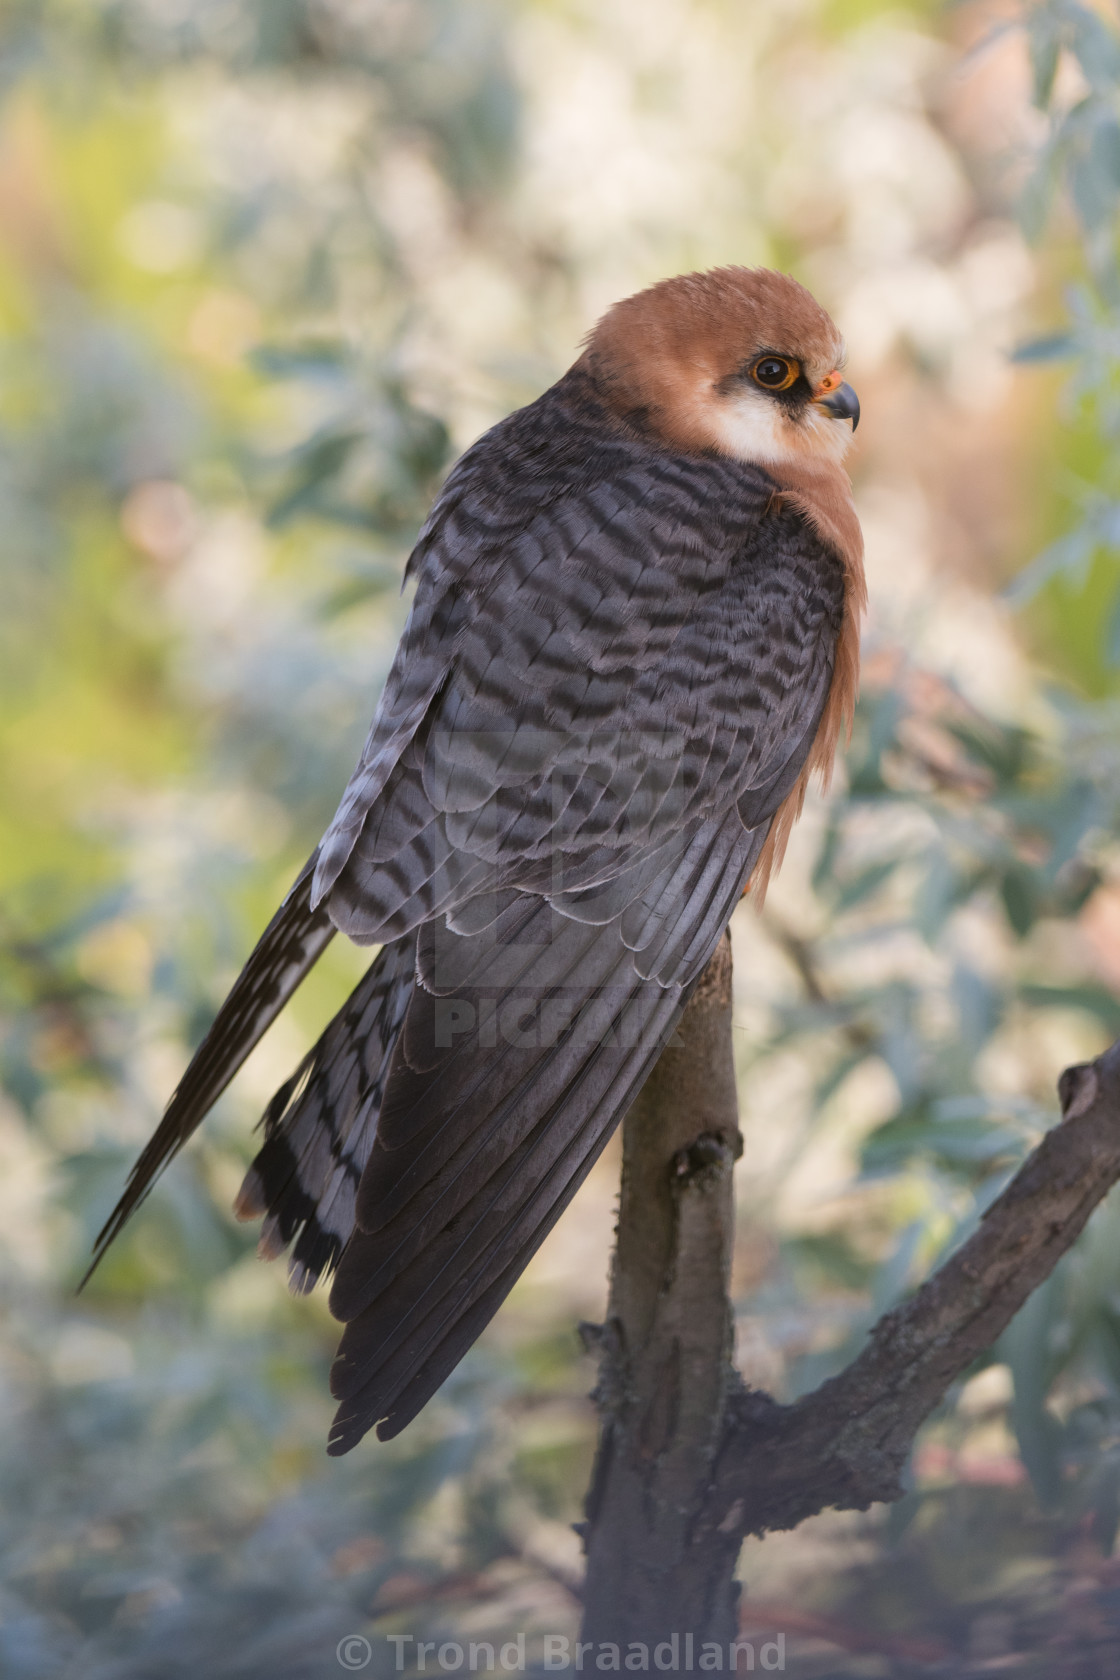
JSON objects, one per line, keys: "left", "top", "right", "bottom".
{"left": 87, "top": 267, "right": 864, "bottom": 1453}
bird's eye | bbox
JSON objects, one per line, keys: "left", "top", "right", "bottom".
{"left": 752, "top": 356, "right": 797, "bottom": 391}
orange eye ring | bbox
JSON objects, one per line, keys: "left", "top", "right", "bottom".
{"left": 751, "top": 355, "right": 798, "bottom": 392}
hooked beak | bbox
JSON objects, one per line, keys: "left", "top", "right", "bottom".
{"left": 814, "top": 380, "right": 860, "bottom": 430}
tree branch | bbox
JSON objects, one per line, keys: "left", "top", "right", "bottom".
{"left": 699, "top": 1049, "right": 1120, "bottom": 1544}
{"left": 578, "top": 936, "right": 1120, "bottom": 1646}
{"left": 580, "top": 932, "right": 743, "bottom": 1650}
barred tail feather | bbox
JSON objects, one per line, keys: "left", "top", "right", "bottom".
{"left": 235, "top": 934, "right": 415, "bottom": 1294}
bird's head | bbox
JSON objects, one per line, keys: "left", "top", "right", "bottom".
{"left": 581, "top": 266, "right": 858, "bottom": 468}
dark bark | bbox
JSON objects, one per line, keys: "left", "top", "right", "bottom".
{"left": 579, "top": 936, "right": 1120, "bottom": 1647}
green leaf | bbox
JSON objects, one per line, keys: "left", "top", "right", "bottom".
{"left": 1070, "top": 140, "right": 1120, "bottom": 232}
{"left": 1068, "top": 2, "right": 1120, "bottom": 95}
{"left": 1001, "top": 865, "right": 1040, "bottom": 936}
{"left": 250, "top": 340, "right": 351, "bottom": 378}
{"left": 1018, "top": 149, "right": 1058, "bottom": 242}
{"left": 1092, "top": 113, "right": 1120, "bottom": 187}
{"left": 265, "top": 428, "right": 364, "bottom": 527}
{"left": 860, "top": 1105, "right": 1022, "bottom": 1177}
{"left": 1010, "top": 331, "right": 1075, "bottom": 363}
{"left": 1004, "top": 525, "right": 1098, "bottom": 603}
{"left": 834, "top": 857, "right": 898, "bottom": 914}
{"left": 810, "top": 818, "right": 842, "bottom": 896}
{"left": 1018, "top": 983, "right": 1120, "bottom": 1032}
{"left": 813, "top": 1047, "right": 870, "bottom": 1109}
{"left": 1027, "top": 6, "right": 1063, "bottom": 108}
{"left": 913, "top": 846, "right": 955, "bottom": 944}
{"left": 946, "top": 715, "right": 1031, "bottom": 782}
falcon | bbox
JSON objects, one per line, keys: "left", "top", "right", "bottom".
{"left": 87, "top": 267, "right": 864, "bottom": 1452}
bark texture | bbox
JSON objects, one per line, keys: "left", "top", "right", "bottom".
{"left": 579, "top": 939, "right": 1120, "bottom": 1648}
{"left": 580, "top": 932, "right": 743, "bottom": 1650}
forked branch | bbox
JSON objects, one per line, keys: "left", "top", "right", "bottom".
{"left": 699, "top": 1046, "right": 1120, "bottom": 1544}
{"left": 580, "top": 938, "right": 1120, "bottom": 1647}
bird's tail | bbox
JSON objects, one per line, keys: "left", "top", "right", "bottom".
{"left": 228, "top": 906, "right": 684, "bottom": 1453}
{"left": 81, "top": 853, "right": 334, "bottom": 1285}
{"left": 234, "top": 933, "right": 415, "bottom": 1293}
{"left": 324, "top": 898, "right": 694, "bottom": 1452}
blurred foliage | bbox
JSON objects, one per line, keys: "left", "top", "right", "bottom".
{"left": 7, "top": 0, "right": 1120, "bottom": 1674}
{"left": 1013, "top": 1, "right": 1120, "bottom": 695}
{"left": 726, "top": 3, "right": 1120, "bottom": 1639}
{"left": 0, "top": 2, "right": 592, "bottom": 1674}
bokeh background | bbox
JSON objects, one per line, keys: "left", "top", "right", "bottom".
{"left": 5, "top": 0, "right": 1120, "bottom": 1674}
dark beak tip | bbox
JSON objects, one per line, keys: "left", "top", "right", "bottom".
{"left": 821, "top": 380, "right": 860, "bottom": 430}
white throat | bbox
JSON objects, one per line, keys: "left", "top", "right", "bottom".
{"left": 705, "top": 385, "right": 853, "bottom": 468}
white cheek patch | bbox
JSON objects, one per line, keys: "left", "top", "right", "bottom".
{"left": 800, "top": 400, "right": 855, "bottom": 464}
{"left": 704, "top": 387, "right": 853, "bottom": 467}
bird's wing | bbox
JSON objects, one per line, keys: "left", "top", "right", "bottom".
{"left": 84, "top": 378, "right": 737, "bottom": 1281}
{"left": 312, "top": 452, "right": 847, "bottom": 1446}
{"left": 82, "top": 853, "right": 333, "bottom": 1283}
{"left": 313, "top": 373, "right": 815, "bottom": 948}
